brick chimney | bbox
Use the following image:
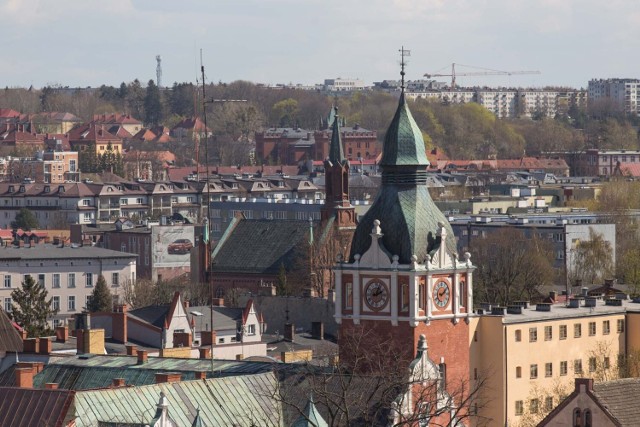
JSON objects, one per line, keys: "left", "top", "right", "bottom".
{"left": 112, "top": 378, "right": 126, "bottom": 388}
{"left": 125, "top": 344, "right": 137, "bottom": 356}
{"left": 112, "top": 304, "right": 128, "bottom": 344}
{"left": 55, "top": 325, "right": 69, "bottom": 343}
{"left": 173, "top": 331, "right": 192, "bottom": 348}
{"left": 211, "top": 298, "right": 224, "bottom": 307}
{"left": 39, "top": 337, "right": 52, "bottom": 355}
{"left": 15, "top": 367, "right": 34, "bottom": 388}
{"left": 284, "top": 322, "right": 295, "bottom": 342}
{"left": 199, "top": 348, "right": 211, "bottom": 360}
{"left": 195, "top": 371, "right": 207, "bottom": 380}
{"left": 311, "top": 322, "right": 324, "bottom": 340}
{"left": 155, "top": 372, "right": 181, "bottom": 384}
{"left": 200, "top": 331, "right": 217, "bottom": 347}
{"left": 44, "top": 383, "right": 58, "bottom": 390}
{"left": 137, "top": 349, "right": 148, "bottom": 365}
{"left": 23, "top": 338, "right": 39, "bottom": 353}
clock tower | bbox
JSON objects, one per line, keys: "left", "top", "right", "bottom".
{"left": 333, "top": 72, "right": 475, "bottom": 394}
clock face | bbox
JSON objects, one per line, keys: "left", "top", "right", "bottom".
{"left": 433, "top": 280, "right": 451, "bottom": 308}
{"left": 364, "top": 280, "right": 389, "bottom": 311}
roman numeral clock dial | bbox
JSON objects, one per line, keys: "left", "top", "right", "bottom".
{"left": 364, "top": 280, "right": 389, "bottom": 311}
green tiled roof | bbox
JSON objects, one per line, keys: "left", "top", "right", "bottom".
{"left": 73, "top": 373, "right": 282, "bottom": 427}
{"left": 379, "top": 92, "right": 429, "bottom": 167}
{"left": 349, "top": 91, "right": 456, "bottom": 264}
{"left": 33, "top": 355, "right": 275, "bottom": 390}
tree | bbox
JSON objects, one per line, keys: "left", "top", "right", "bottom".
{"left": 87, "top": 275, "right": 112, "bottom": 312}
{"left": 144, "top": 79, "right": 164, "bottom": 126}
{"left": 270, "top": 98, "right": 299, "bottom": 127}
{"left": 570, "top": 227, "right": 614, "bottom": 285}
{"left": 472, "top": 227, "right": 555, "bottom": 305}
{"left": 276, "top": 263, "right": 289, "bottom": 296}
{"left": 11, "top": 207, "right": 38, "bottom": 230}
{"left": 9, "top": 275, "right": 58, "bottom": 337}
{"left": 272, "top": 324, "right": 489, "bottom": 427}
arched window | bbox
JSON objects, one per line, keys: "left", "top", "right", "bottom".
{"left": 459, "top": 281, "right": 466, "bottom": 308}
{"left": 584, "top": 409, "right": 592, "bottom": 427}
{"left": 215, "top": 286, "right": 225, "bottom": 298}
{"left": 573, "top": 408, "right": 582, "bottom": 427}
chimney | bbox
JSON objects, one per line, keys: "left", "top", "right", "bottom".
{"left": 15, "top": 368, "right": 34, "bottom": 388}
{"left": 23, "top": 338, "right": 39, "bottom": 353}
{"left": 137, "top": 349, "right": 148, "bottom": 365}
{"left": 155, "top": 372, "right": 181, "bottom": 384}
{"left": 200, "top": 331, "right": 217, "bottom": 347}
{"left": 44, "top": 383, "right": 58, "bottom": 390}
{"left": 183, "top": 299, "right": 190, "bottom": 309}
{"left": 195, "top": 371, "right": 207, "bottom": 380}
{"left": 284, "top": 322, "right": 295, "bottom": 342}
{"left": 126, "top": 345, "right": 137, "bottom": 356}
{"left": 39, "top": 338, "right": 52, "bottom": 355}
{"left": 173, "top": 331, "right": 192, "bottom": 348}
{"left": 549, "top": 291, "right": 557, "bottom": 302}
{"left": 311, "top": 322, "right": 324, "bottom": 340}
{"left": 211, "top": 298, "right": 224, "bottom": 307}
{"left": 112, "top": 378, "right": 126, "bottom": 388}
{"left": 112, "top": 305, "right": 128, "bottom": 344}
{"left": 199, "top": 348, "right": 211, "bottom": 360}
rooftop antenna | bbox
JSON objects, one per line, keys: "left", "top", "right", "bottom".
{"left": 156, "top": 55, "right": 162, "bottom": 88}
{"left": 399, "top": 46, "right": 411, "bottom": 91}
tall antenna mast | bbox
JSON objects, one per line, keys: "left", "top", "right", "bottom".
{"left": 399, "top": 46, "right": 411, "bottom": 91}
{"left": 156, "top": 55, "right": 162, "bottom": 88}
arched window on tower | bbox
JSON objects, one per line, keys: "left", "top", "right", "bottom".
{"left": 584, "top": 409, "right": 592, "bottom": 427}
{"left": 459, "top": 280, "right": 466, "bottom": 309}
{"left": 573, "top": 408, "right": 582, "bottom": 427}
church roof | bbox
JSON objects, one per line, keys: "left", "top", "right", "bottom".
{"left": 327, "top": 107, "right": 346, "bottom": 165}
{"left": 348, "top": 88, "right": 456, "bottom": 264}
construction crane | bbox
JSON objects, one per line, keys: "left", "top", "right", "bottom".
{"left": 424, "top": 63, "right": 541, "bottom": 90}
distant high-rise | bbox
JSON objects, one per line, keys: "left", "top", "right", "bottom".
{"left": 156, "top": 55, "right": 162, "bottom": 88}
{"left": 588, "top": 78, "right": 640, "bottom": 116}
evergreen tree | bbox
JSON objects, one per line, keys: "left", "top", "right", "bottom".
{"left": 10, "top": 275, "right": 58, "bottom": 337}
{"left": 87, "top": 275, "right": 112, "bottom": 312}
{"left": 276, "top": 262, "right": 289, "bottom": 296}
{"left": 144, "top": 79, "right": 163, "bottom": 126}
{"left": 11, "top": 207, "right": 38, "bottom": 230}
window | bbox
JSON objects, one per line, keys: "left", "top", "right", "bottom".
{"left": 545, "top": 362, "right": 553, "bottom": 377}
{"left": 86, "top": 273, "right": 93, "bottom": 287}
{"left": 530, "top": 364, "right": 538, "bottom": 379}
{"left": 247, "top": 324, "right": 256, "bottom": 335}
{"left": 112, "top": 273, "right": 119, "bottom": 287}
{"left": 38, "top": 274, "right": 45, "bottom": 287}
{"left": 515, "top": 329, "right": 522, "bottom": 342}
{"left": 52, "top": 274, "right": 60, "bottom": 288}
{"left": 618, "top": 319, "right": 625, "bottom": 333}
{"left": 68, "top": 273, "right": 76, "bottom": 288}
{"left": 515, "top": 400, "right": 524, "bottom": 416}
{"left": 345, "top": 282, "right": 353, "bottom": 310}
{"left": 559, "top": 324, "right": 567, "bottom": 340}
{"left": 529, "top": 327, "right": 537, "bottom": 343}
{"left": 574, "top": 359, "right": 583, "bottom": 374}
{"left": 589, "top": 357, "right": 597, "bottom": 372}
{"left": 418, "top": 281, "right": 426, "bottom": 311}
{"left": 574, "top": 323, "right": 582, "bottom": 338}
{"left": 604, "top": 357, "right": 610, "bottom": 370}
{"left": 603, "top": 320, "right": 610, "bottom": 335}
{"left": 542, "top": 396, "right": 553, "bottom": 412}
{"left": 86, "top": 295, "right": 92, "bottom": 308}
{"left": 560, "top": 361, "right": 568, "bottom": 376}
{"left": 529, "top": 399, "right": 539, "bottom": 414}
{"left": 400, "top": 282, "right": 409, "bottom": 313}
{"left": 438, "top": 363, "right": 446, "bottom": 389}
{"left": 68, "top": 296, "right": 76, "bottom": 311}
{"left": 4, "top": 298, "right": 11, "bottom": 312}
{"left": 544, "top": 326, "right": 552, "bottom": 341}
{"left": 589, "top": 322, "right": 596, "bottom": 336}
{"left": 516, "top": 366, "right": 522, "bottom": 378}
{"left": 3, "top": 275, "right": 10, "bottom": 288}
{"left": 218, "top": 338, "right": 225, "bottom": 344}
{"left": 52, "top": 296, "right": 60, "bottom": 311}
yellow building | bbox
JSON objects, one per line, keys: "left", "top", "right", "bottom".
{"left": 471, "top": 298, "right": 634, "bottom": 426}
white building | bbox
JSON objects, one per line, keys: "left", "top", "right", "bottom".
{"left": 588, "top": 78, "right": 640, "bottom": 115}
{"left": 323, "top": 78, "right": 367, "bottom": 92}
{"left": 0, "top": 245, "right": 137, "bottom": 326}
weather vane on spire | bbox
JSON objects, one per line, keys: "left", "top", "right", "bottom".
{"left": 399, "top": 46, "right": 411, "bottom": 90}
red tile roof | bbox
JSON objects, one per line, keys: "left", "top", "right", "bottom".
{"left": 172, "top": 117, "right": 209, "bottom": 132}
{"left": 0, "top": 109, "right": 22, "bottom": 118}
{"left": 92, "top": 113, "right": 142, "bottom": 125}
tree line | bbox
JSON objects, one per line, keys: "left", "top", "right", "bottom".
{"left": 3, "top": 82, "right": 640, "bottom": 164}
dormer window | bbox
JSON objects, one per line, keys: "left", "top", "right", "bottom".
{"left": 58, "top": 185, "right": 65, "bottom": 193}
{"left": 8, "top": 186, "right": 14, "bottom": 193}
{"left": 19, "top": 185, "right": 25, "bottom": 193}
{"left": 44, "top": 186, "right": 50, "bottom": 193}
{"left": 232, "top": 183, "right": 238, "bottom": 189}
{"left": 278, "top": 182, "right": 284, "bottom": 188}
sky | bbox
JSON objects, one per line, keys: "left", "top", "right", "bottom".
{"left": 2, "top": 0, "right": 640, "bottom": 89}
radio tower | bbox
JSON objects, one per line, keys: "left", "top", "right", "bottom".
{"left": 156, "top": 55, "right": 162, "bottom": 88}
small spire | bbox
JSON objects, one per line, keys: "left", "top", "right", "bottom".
{"left": 327, "top": 105, "right": 345, "bottom": 164}
{"left": 399, "top": 46, "right": 410, "bottom": 92}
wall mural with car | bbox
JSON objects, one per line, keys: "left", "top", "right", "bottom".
{"left": 152, "top": 225, "right": 195, "bottom": 269}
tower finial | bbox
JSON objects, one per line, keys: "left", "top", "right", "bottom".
{"left": 399, "top": 46, "right": 411, "bottom": 91}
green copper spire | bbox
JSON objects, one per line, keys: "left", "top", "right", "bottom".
{"left": 327, "top": 106, "right": 346, "bottom": 165}
{"left": 349, "top": 51, "right": 455, "bottom": 264}
{"left": 291, "top": 394, "right": 328, "bottom": 427}
{"left": 379, "top": 91, "right": 429, "bottom": 167}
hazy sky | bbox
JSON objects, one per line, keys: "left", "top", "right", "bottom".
{"left": 3, "top": 0, "right": 640, "bottom": 89}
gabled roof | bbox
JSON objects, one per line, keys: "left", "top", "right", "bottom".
{"left": 172, "top": 117, "right": 209, "bottom": 132}
{"left": 93, "top": 113, "right": 142, "bottom": 125}
{"left": 0, "top": 387, "right": 75, "bottom": 427}
{"left": 0, "top": 309, "right": 23, "bottom": 352}
{"left": 0, "top": 109, "right": 22, "bottom": 118}
{"left": 212, "top": 219, "right": 311, "bottom": 275}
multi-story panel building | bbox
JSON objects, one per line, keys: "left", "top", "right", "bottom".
{"left": 588, "top": 78, "right": 640, "bottom": 115}
{"left": 0, "top": 245, "right": 136, "bottom": 326}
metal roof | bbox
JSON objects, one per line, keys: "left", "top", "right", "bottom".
{"left": 0, "top": 387, "right": 75, "bottom": 427}
{"left": 0, "top": 245, "right": 137, "bottom": 261}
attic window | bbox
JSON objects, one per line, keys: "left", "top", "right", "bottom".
{"left": 160, "top": 186, "right": 166, "bottom": 191}
{"left": 8, "top": 186, "right": 14, "bottom": 193}
{"left": 44, "top": 186, "right": 50, "bottom": 193}
{"left": 58, "top": 186, "right": 65, "bottom": 193}
{"left": 19, "top": 185, "right": 25, "bottom": 193}
{"left": 107, "top": 187, "right": 113, "bottom": 192}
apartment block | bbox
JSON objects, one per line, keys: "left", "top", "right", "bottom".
{"left": 588, "top": 78, "right": 640, "bottom": 115}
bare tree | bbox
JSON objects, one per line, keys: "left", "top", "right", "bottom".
{"left": 569, "top": 227, "right": 614, "bottom": 285}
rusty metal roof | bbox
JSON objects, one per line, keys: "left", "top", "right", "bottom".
{"left": 0, "top": 387, "right": 75, "bottom": 427}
